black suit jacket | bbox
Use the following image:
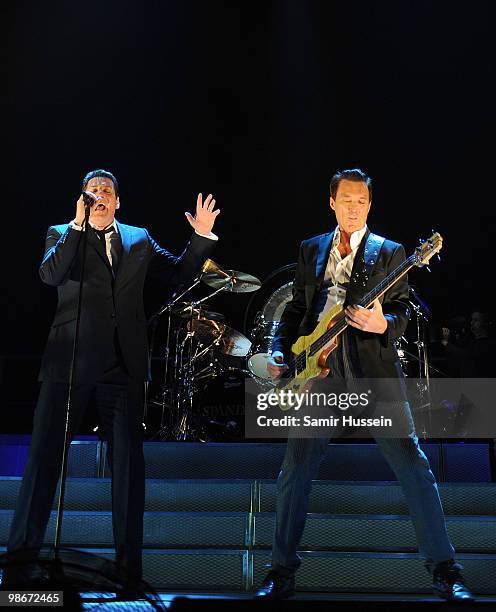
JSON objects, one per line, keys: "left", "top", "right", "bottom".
{"left": 38, "top": 220, "right": 216, "bottom": 383}
{"left": 271, "top": 228, "right": 410, "bottom": 380}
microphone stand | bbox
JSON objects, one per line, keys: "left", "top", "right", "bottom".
{"left": 53, "top": 203, "right": 92, "bottom": 555}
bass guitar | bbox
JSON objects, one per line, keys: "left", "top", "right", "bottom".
{"left": 275, "top": 233, "right": 443, "bottom": 406}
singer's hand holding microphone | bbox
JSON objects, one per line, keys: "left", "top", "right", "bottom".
{"left": 75, "top": 191, "right": 98, "bottom": 226}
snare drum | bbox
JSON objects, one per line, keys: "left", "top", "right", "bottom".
{"left": 247, "top": 320, "right": 280, "bottom": 380}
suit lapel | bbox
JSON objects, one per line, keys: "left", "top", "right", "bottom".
{"left": 315, "top": 231, "right": 334, "bottom": 284}
{"left": 114, "top": 220, "right": 132, "bottom": 284}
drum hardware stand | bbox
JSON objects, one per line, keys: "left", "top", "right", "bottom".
{"left": 172, "top": 329, "right": 196, "bottom": 440}
{"left": 147, "top": 267, "right": 213, "bottom": 440}
{"left": 188, "top": 277, "right": 235, "bottom": 305}
{"left": 147, "top": 306, "right": 174, "bottom": 439}
{"left": 408, "top": 292, "right": 432, "bottom": 440}
{"left": 190, "top": 334, "right": 222, "bottom": 364}
{"left": 147, "top": 277, "right": 204, "bottom": 436}
{"left": 148, "top": 264, "right": 235, "bottom": 441}
{"left": 400, "top": 347, "right": 447, "bottom": 378}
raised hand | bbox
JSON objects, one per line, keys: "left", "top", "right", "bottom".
{"left": 185, "top": 193, "right": 220, "bottom": 235}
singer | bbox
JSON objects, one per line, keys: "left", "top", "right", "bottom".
{"left": 6, "top": 169, "right": 219, "bottom": 591}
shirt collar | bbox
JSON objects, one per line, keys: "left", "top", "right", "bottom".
{"left": 332, "top": 224, "right": 368, "bottom": 252}
{"left": 88, "top": 219, "right": 118, "bottom": 234}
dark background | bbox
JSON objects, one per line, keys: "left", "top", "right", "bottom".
{"left": 2, "top": 0, "right": 494, "bottom": 430}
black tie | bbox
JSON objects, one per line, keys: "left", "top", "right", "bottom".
{"left": 93, "top": 226, "right": 114, "bottom": 239}
{"left": 93, "top": 226, "right": 120, "bottom": 276}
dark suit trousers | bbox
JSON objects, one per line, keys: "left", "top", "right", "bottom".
{"left": 8, "top": 365, "right": 145, "bottom": 581}
{"left": 271, "top": 340, "right": 455, "bottom": 576}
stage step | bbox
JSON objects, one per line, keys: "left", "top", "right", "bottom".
{"left": 251, "top": 551, "right": 496, "bottom": 595}
{"left": 0, "top": 438, "right": 101, "bottom": 478}
{"left": 0, "top": 547, "right": 248, "bottom": 591}
{"left": 1, "top": 478, "right": 494, "bottom": 515}
{"left": 0, "top": 444, "right": 493, "bottom": 596}
{"left": 1, "top": 439, "right": 492, "bottom": 481}
{"left": 0, "top": 477, "right": 253, "bottom": 512}
{"left": 2, "top": 547, "right": 493, "bottom": 593}
{"left": 0, "top": 510, "right": 249, "bottom": 548}
{"left": 257, "top": 480, "right": 496, "bottom": 515}
{"left": 138, "top": 442, "right": 492, "bottom": 481}
{"left": 0, "top": 510, "right": 494, "bottom": 553}
{"left": 253, "top": 513, "right": 496, "bottom": 552}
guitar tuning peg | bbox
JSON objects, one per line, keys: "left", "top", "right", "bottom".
{"left": 431, "top": 228, "right": 436, "bottom": 234}
{"left": 426, "top": 266, "right": 431, "bottom": 273}
{"left": 437, "top": 254, "right": 441, "bottom": 262}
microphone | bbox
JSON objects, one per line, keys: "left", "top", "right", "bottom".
{"left": 82, "top": 191, "right": 97, "bottom": 208}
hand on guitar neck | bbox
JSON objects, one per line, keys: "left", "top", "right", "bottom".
{"left": 345, "top": 298, "right": 388, "bottom": 334}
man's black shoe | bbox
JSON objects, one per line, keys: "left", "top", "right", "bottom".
{"left": 254, "top": 570, "right": 295, "bottom": 599}
{"left": 432, "top": 560, "right": 474, "bottom": 601}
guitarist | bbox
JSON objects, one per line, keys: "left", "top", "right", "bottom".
{"left": 255, "top": 169, "right": 473, "bottom": 602}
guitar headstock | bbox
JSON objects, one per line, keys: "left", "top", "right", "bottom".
{"left": 414, "top": 232, "right": 443, "bottom": 268}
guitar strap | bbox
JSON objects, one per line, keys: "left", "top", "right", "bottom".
{"left": 363, "top": 232, "right": 386, "bottom": 279}
{"left": 348, "top": 232, "right": 386, "bottom": 301}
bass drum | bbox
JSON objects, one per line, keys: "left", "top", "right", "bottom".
{"left": 243, "top": 263, "right": 296, "bottom": 380}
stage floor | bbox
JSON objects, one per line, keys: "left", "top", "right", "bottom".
{"left": 78, "top": 590, "right": 496, "bottom": 610}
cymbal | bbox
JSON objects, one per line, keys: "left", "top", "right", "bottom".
{"left": 201, "top": 258, "right": 230, "bottom": 277}
{"left": 189, "top": 318, "right": 251, "bottom": 356}
{"left": 202, "top": 270, "right": 262, "bottom": 293}
{"left": 173, "top": 302, "right": 225, "bottom": 322}
{"left": 189, "top": 318, "right": 225, "bottom": 343}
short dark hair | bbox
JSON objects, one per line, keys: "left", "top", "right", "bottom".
{"left": 82, "top": 169, "right": 119, "bottom": 197}
{"left": 330, "top": 168, "right": 372, "bottom": 201}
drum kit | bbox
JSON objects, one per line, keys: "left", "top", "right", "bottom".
{"left": 146, "top": 259, "right": 294, "bottom": 441}
{"left": 146, "top": 258, "right": 441, "bottom": 441}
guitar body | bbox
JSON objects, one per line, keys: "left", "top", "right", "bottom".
{"left": 275, "top": 303, "right": 344, "bottom": 409}
{"left": 290, "top": 301, "right": 344, "bottom": 379}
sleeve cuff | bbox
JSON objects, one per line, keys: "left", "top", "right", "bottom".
{"left": 380, "top": 315, "right": 393, "bottom": 346}
{"left": 195, "top": 230, "right": 218, "bottom": 241}
{"left": 69, "top": 220, "right": 83, "bottom": 231}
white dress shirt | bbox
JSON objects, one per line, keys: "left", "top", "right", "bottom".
{"left": 315, "top": 225, "right": 368, "bottom": 321}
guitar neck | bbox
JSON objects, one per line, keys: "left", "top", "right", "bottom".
{"left": 308, "top": 252, "right": 416, "bottom": 357}
{"left": 357, "top": 253, "right": 416, "bottom": 308}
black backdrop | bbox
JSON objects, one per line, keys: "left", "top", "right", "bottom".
{"left": 2, "top": 1, "right": 494, "bottom": 425}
